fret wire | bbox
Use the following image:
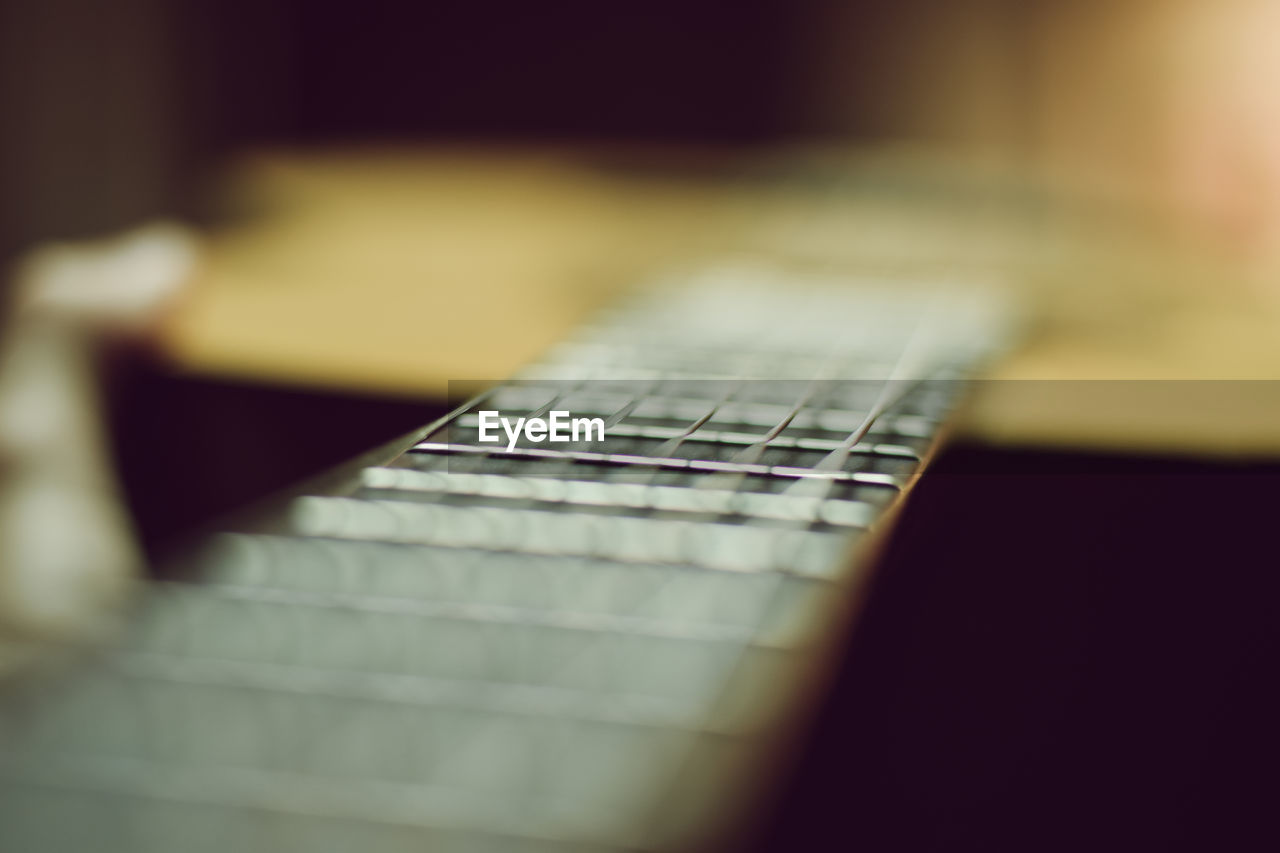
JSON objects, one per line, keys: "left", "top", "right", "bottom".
{"left": 360, "top": 467, "right": 876, "bottom": 528}
{"left": 288, "top": 497, "right": 858, "bottom": 576}
{"left": 195, "top": 534, "right": 792, "bottom": 636}
{"left": 149, "top": 580, "right": 760, "bottom": 644}
{"left": 0, "top": 749, "right": 714, "bottom": 842}
{"left": 101, "top": 654, "right": 717, "bottom": 730}
{"left": 435, "top": 402, "right": 927, "bottom": 464}
{"left": 451, "top": 409, "right": 927, "bottom": 454}
{"left": 408, "top": 442, "right": 907, "bottom": 487}
{"left": 470, "top": 390, "right": 937, "bottom": 439}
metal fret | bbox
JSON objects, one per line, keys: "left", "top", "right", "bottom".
{"left": 408, "top": 442, "right": 911, "bottom": 488}
{"left": 359, "top": 468, "right": 878, "bottom": 526}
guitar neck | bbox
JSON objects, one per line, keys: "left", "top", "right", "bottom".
{"left": 0, "top": 265, "right": 1014, "bottom": 852}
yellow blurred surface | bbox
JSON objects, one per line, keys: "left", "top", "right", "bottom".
{"left": 160, "top": 148, "right": 1280, "bottom": 457}
{"left": 163, "top": 149, "right": 754, "bottom": 396}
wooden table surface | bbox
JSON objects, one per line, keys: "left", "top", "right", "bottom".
{"left": 158, "top": 147, "right": 1280, "bottom": 459}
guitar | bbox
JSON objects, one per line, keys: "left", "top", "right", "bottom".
{"left": 0, "top": 264, "right": 1015, "bottom": 852}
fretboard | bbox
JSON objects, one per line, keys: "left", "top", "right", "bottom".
{"left": 0, "top": 266, "right": 1013, "bottom": 852}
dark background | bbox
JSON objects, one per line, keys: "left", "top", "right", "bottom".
{"left": 3, "top": 0, "right": 820, "bottom": 258}
{"left": 757, "top": 446, "right": 1280, "bottom": 852}
{"left": 4, "top": 0, "right": 1018, "bottom": 256}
